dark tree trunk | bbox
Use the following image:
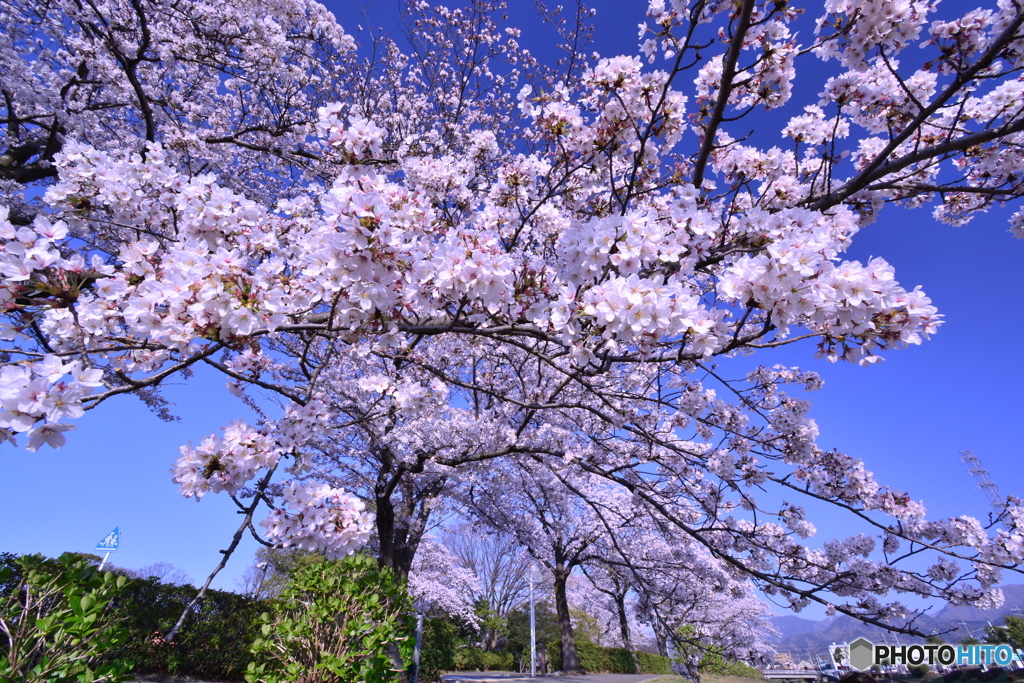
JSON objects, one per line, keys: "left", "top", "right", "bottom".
{"left": 552, "top": 565, "right": 582, "bottom": 673}
{"left": 655, "top": 623, "right": 669, "bottom": 658}
{"left": 375, "top": 485, "right": 403, "bottom": 575}
{"left": 615, "top": 591, "right": 641, "bottom": 672}
{"left": 374, "top": 470, "right": 444, "bottom": 583}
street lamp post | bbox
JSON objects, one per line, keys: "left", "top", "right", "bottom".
{"left": 530, "top": 564, "right": 541, "bottom": 677}
{"left": 412, "top": 613, "right": 424, "bottom": 683}
{"left": 255, "top": 561, "right": 269, "bottom": 598}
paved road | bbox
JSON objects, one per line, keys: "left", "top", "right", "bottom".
{"left": 442, "top": 673, "right": 661, "bottom": 683}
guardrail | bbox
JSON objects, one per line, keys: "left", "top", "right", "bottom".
{"left": 761, "top": 669, "right": 821, "bottom": 679}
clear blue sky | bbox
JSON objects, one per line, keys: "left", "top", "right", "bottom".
{"left": 2, "top": 0, "right": 1021, "bottom": 617}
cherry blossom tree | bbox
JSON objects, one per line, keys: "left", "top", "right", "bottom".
{"left": 4, "top": 0, "right": 1024, "bottom": 658}
{"left": 459, "top": 457, "right": 614, "bottom": 673}
{"left": 407, "top": 537, "right": 481, "bottom": 625}
{"left": 578, "top": 563, "right": 644, "bottom": 663}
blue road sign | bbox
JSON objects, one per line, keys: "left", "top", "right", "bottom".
{"left": 95, "top": 527, "right": 119, "bottom": 552}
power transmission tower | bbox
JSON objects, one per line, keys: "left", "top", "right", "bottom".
{"left": 959, "top": 451, "right": 1006, "bottom": 517}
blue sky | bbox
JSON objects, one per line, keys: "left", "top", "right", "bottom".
{"left": 2, "top": 0, "right": 1023, "bottom": 620}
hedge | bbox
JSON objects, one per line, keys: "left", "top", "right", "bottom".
{"left": 452, "top": 647, "right": 514, "bottom": 671}
{"left": 638, "top": 650, "right": 674, "bottom": 675}
{"left": 546, "top": 640, "right": 673, "bottom": 674}
{"left": 0, "top": 554, "right": 267, "bottom": 682}
{"left": 107, "top": 577, "right": 268, "bottom": 681}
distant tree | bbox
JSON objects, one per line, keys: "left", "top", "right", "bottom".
{"left": 960, "top": 636, "right": 982, "bottom": 646}
{"left": 407, "top": 538, "right": 481, "bottom": 626}
{"left": 235, "top": 547, "right": 325, "bottom": 599}
{"left": 505, "top": 600, "right": 560, "bottom": 672}
{"left": 442, "top": 523, "right": 530, "bottom": 648}
{"left": 471, "top": 599, "right": 508, "bottom": 651}
{"left": 569, "top": 607, "right": 602, "bottom": 645}
{"left": 127, "top": 562, "right": 192, "bottom": 586}
{"left": 985, "top": 616, "right": 1024, "bottom": 650}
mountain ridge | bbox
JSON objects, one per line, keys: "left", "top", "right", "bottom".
{"left": 768, "top": 585, "right": 1024, "bottom": 654}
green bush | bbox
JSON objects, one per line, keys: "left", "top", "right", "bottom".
{"left": 0, "top": 554, "right": 133, "bottom": 683}
{"left": 451, "top": 647, "right": 512, "bottom": 672}
{"left": 246, "top": 553, "right": 413, "bottom": 683}
{"left": 453, "top": 646, "right": 485, "bottom": 671}
{"left": 418, "top": 618, "right": 460, "bottom": 682}
{"left": 544, "top": 639, "right": 671, "bottom": 674}
{"left": 910, "top": 664, "right": 931, "bottom": 678}
{"left": 698, "top": 648, "right": 763, "bottom": 678}
{"left": 1, "top": 551, "right": 267, "bottom": 681}
{"left": 108, "top": 575, "right": 267, "bottom": 680}
{"left": 637, "top": 650, "right": 674, "bottom": 675}
{"left": 547, "top": 640, "right": 562, "bottom": 671}
{"left": 481, "top": 650, "right": 513, "bottom": 671}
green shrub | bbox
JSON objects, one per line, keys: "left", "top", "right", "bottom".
{"left": 418, "top": 618, "right": 460, "bottom": 682}
{"left": 109, "top": 575, "right": 267, "bottom": 680}
{"left": 544, "top": 638, "right": 670, "bottom": 674}
{"left": 698, "top": 647, "right": 763, "bottom": 677}
{"left": 0, "top": 554, "right": 133, "bottom": 683}
{"left": 481, "top": 650, "right": 513, "bottom": 671}
{"left": 453, "top": 646, "right": 485, "bottom": 671}
{"left": 547, "top": 640, "right": 562, "bottom": 671}
{"left": 246, "top": 553, "right": 413, "bottom": 683}
{"left": 576, "top": 641, "right": 630, "bottom": 673}
{"left": 910, "top": 664, "right": 931, "bottom": 678}
{"left": 637, "top": 650, "right": 673, "bottom": 675}
{"left": 697, "top": 647, "right": 761, "bottom": 678}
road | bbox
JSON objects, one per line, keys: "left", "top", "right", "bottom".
{"left": 442, "top": 673, "right": 662, "bottom": 683}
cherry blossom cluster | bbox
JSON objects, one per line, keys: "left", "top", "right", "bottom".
{"left": 0, "top": 354, "right": 103, "bottom": 450}
{"left": 172, "top": 420, "right": 280, "bottom": 499}
{"left": 260, "top": 482, "right": 374, "bottom": 559}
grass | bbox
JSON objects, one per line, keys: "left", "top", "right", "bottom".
{"left": 645, "top": 673, "right": 766, "bottom": 683}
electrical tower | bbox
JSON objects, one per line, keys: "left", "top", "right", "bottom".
{"left": 959, "top": 451, "right": 1006, "bottom": 517}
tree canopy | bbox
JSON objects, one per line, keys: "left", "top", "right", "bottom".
{"left": 2, "top": 0, "right": 1024, "bottom": 672}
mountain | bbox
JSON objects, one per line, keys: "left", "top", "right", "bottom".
{"left": 768, "top": 585, "right": 1024, "bottom": 654}
{"left": 771, "top": 615, "right": 835, "bottom": 641}
{"left": 935, "top": 585, "right": 1024, "bottom": 623}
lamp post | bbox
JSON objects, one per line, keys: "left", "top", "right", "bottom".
{"left": 530, "top": 564, "right": 541, "bottom": 677}
{"left": 255, "top": 561, "right": 269, "bottom": 599}
{"left": 412, "top": 613, "right": 424, "bottom": 683}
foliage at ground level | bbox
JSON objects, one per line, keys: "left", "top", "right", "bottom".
{"left": 546, "top": 639, "right": 674, "bottom": 675}
{"left": 648, "top": 673, "right": 766, "bottom": 683}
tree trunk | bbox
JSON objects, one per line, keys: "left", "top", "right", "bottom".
{"left": 655, "top": 622, "right": 669, "bottom": 658}
{"left": 615, "top": 592, "right": 641, "bottom": 673}
{"left": 375, "top": 487, "right": 401, "bottom": 574}
{"left": 375, "top": 474, "right": 435, "bottom": 583}
{"left": 552, "top": 567, "right": 582, "bottom": 673}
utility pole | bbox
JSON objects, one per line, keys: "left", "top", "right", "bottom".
{"left": 530, "top": 564, "right": 540, "bottom": 677}
{"left": 961, "top": 621, "right": 975, "bottom": 640}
